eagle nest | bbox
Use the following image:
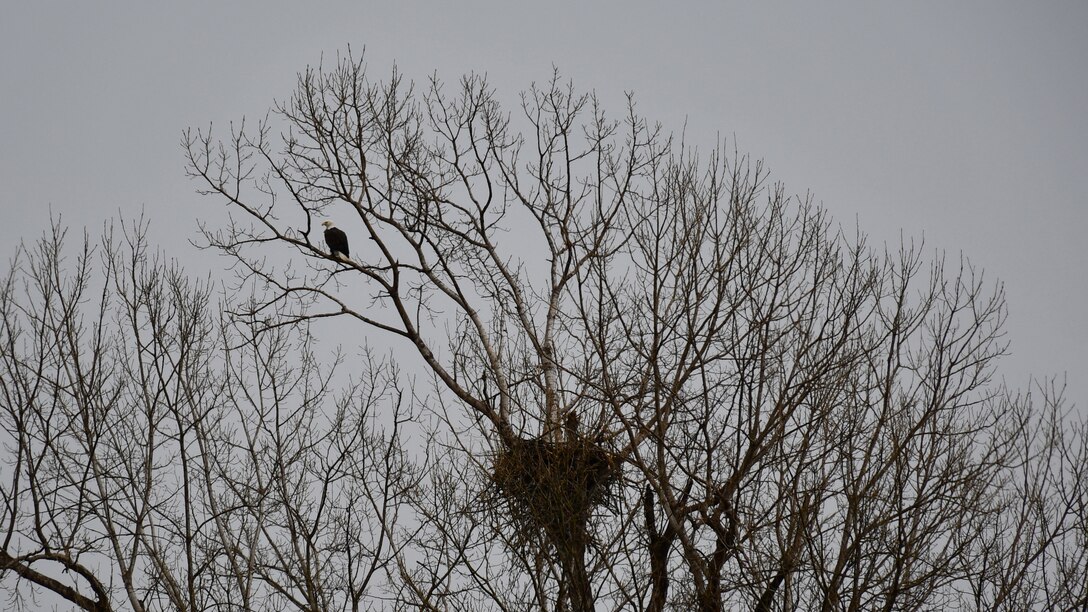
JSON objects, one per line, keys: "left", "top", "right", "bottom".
{"left": 490, "top": 435, "right": 620, "bottom": 552}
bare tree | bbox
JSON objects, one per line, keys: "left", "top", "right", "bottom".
{"left": 179, "top": 53, "right": 1086, "bottom": 611}
{"left": 2, "top": 53, "right": 1083, "bottom": 611}
{"left": 0, "top": 218, "right": 420, "bottom": 611}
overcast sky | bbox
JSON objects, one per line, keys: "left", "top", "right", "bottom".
{"left": 2, "top": 2, "right": 1085, "bottom": 410}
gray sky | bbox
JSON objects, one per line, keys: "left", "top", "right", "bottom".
{"left": 2, "top": 2, "right": 1085, "bottom": 410}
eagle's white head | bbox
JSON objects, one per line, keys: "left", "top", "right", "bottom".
{"left": 321, "top": 220, "right": 335, "bottom": 229}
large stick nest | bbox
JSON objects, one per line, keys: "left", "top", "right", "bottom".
{"left": 490, "top": 434, "right": 621, "bottom": 552}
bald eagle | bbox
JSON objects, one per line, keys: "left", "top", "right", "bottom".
{"left": 321, "top": 221, "right": 350, "bottom": 261}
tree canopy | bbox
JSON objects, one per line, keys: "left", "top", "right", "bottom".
{"left": 2, "top": 55, "right": 1085, "bottom": 611}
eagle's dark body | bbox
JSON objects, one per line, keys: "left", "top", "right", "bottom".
{"left": 323, "top": 223, "right": 350, "bottom": 260}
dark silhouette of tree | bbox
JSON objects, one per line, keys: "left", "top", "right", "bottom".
{"left": 1, "top": 219, "right": 420, "bottom": 610}
{"left": 1, "top": 53, "right": 1084, "bottom": 611}
{"left": 179, "top": 54, "right": 1086, "bottom": 611}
